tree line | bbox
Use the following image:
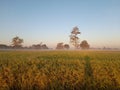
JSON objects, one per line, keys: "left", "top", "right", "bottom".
{"left": 0, "top": 26, "right": 90, "bottom": 49}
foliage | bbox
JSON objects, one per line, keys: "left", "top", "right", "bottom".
{"left": 31, "top": 42, "right": 48, "bottom": 49}
{"left": 12, "top": 36, "right": 23, "bottom": 48}
{"left": 80, "top": 40, "right": 90, "bottom": 49}
{"left": 56, "top": 42, "right": 64, "bottom": 49}
{"left": 56, "top": 43, "right": 70, "bottom": 49}
{"left": 64, "top": 44, "right": 70, "bottom": 49}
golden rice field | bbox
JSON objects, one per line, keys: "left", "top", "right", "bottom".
{"left": 0, "top": 50, "right": 120, "bottom": 90}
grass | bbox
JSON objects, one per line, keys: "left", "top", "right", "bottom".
{"left": 0, "top": 50, "right": 120, "bottom": 90}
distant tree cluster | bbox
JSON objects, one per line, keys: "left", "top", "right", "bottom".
{"left": 55, "top": 26, "right": 90, "bottom": 50}
{"left": 70, "top": 26, "right": 90, "bottom": 49}
{"left": 0, "top": 44, "right": 11, "bottom": 49}
{"left": 0, "top": 36, "right": 49, "bottom": 49}
{"left": 0, "top": 26, "right": 90, "bottom": 50}
{"left": 30, "top": 42, "right": 48, "bottom": 49}
{"left": 56, "top": 43, "right": 70, "bottom": 49}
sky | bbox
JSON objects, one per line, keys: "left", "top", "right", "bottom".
{"left": 0, "top": 0, "right": 120, "bottom": 48}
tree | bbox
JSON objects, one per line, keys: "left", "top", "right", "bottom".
{"left": 12, "top": 36, "right": 23, "bottom": 48}
{"left": 56, "top": 42, "right": 64, "bottom": 49}
{"left": 80, "top": 40, "right": 90, "bottom": 49}
{"left": 70, "top": 26, "right": 81, "bottom": 49}
{"left": 41, "top": 44, "right": 48, "bottom": 49}
{"left": 64, "top": 44, "right": 70, "bottom": 49}
{"left": 32, "top": 44, "right": 41, "bottom": 49}
{"left": 31, "top": 42, "right": 42, "bottom": 49}
{"left": 31, "top": 42, "right": 48, "bottom": 49}
{"left": 0, "top": 44, "right": 8, "bottom": 49}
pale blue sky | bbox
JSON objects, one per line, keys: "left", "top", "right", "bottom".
{"left": 0, "top": 0, "right": 120, "bottom": 48}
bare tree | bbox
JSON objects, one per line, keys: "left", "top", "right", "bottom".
{"left": 80, "top": 40, "right": 90, "bottom": 49}
{"left": 12, "top": 36, "right": 23, "bottom": 48}
{"left": 70, "top": 26, "right": 81, "bottom": 49}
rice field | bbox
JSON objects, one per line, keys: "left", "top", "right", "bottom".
{"left": 0, "top": 50, "right": 120, "bottom": 90}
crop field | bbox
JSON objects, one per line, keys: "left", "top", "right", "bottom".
{"left": 0, "top": 50, "right": 120, "bottom": 90}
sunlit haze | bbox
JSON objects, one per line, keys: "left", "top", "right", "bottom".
{"left": 0, "top": 0, "right": 120, "bottom": 48}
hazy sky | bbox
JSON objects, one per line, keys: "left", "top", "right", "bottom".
{"left": 0, "top": 0, "right": 120, "bottom": 48}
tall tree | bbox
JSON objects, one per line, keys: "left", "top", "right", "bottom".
{"left": 80, "top": 40, "right": 90, "bottom": 49}
{"left": 70, "top": 26, "right": 81, "bottom": 49}
{"left": 12, "top": 36, "right": 23, "bottom": 48}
